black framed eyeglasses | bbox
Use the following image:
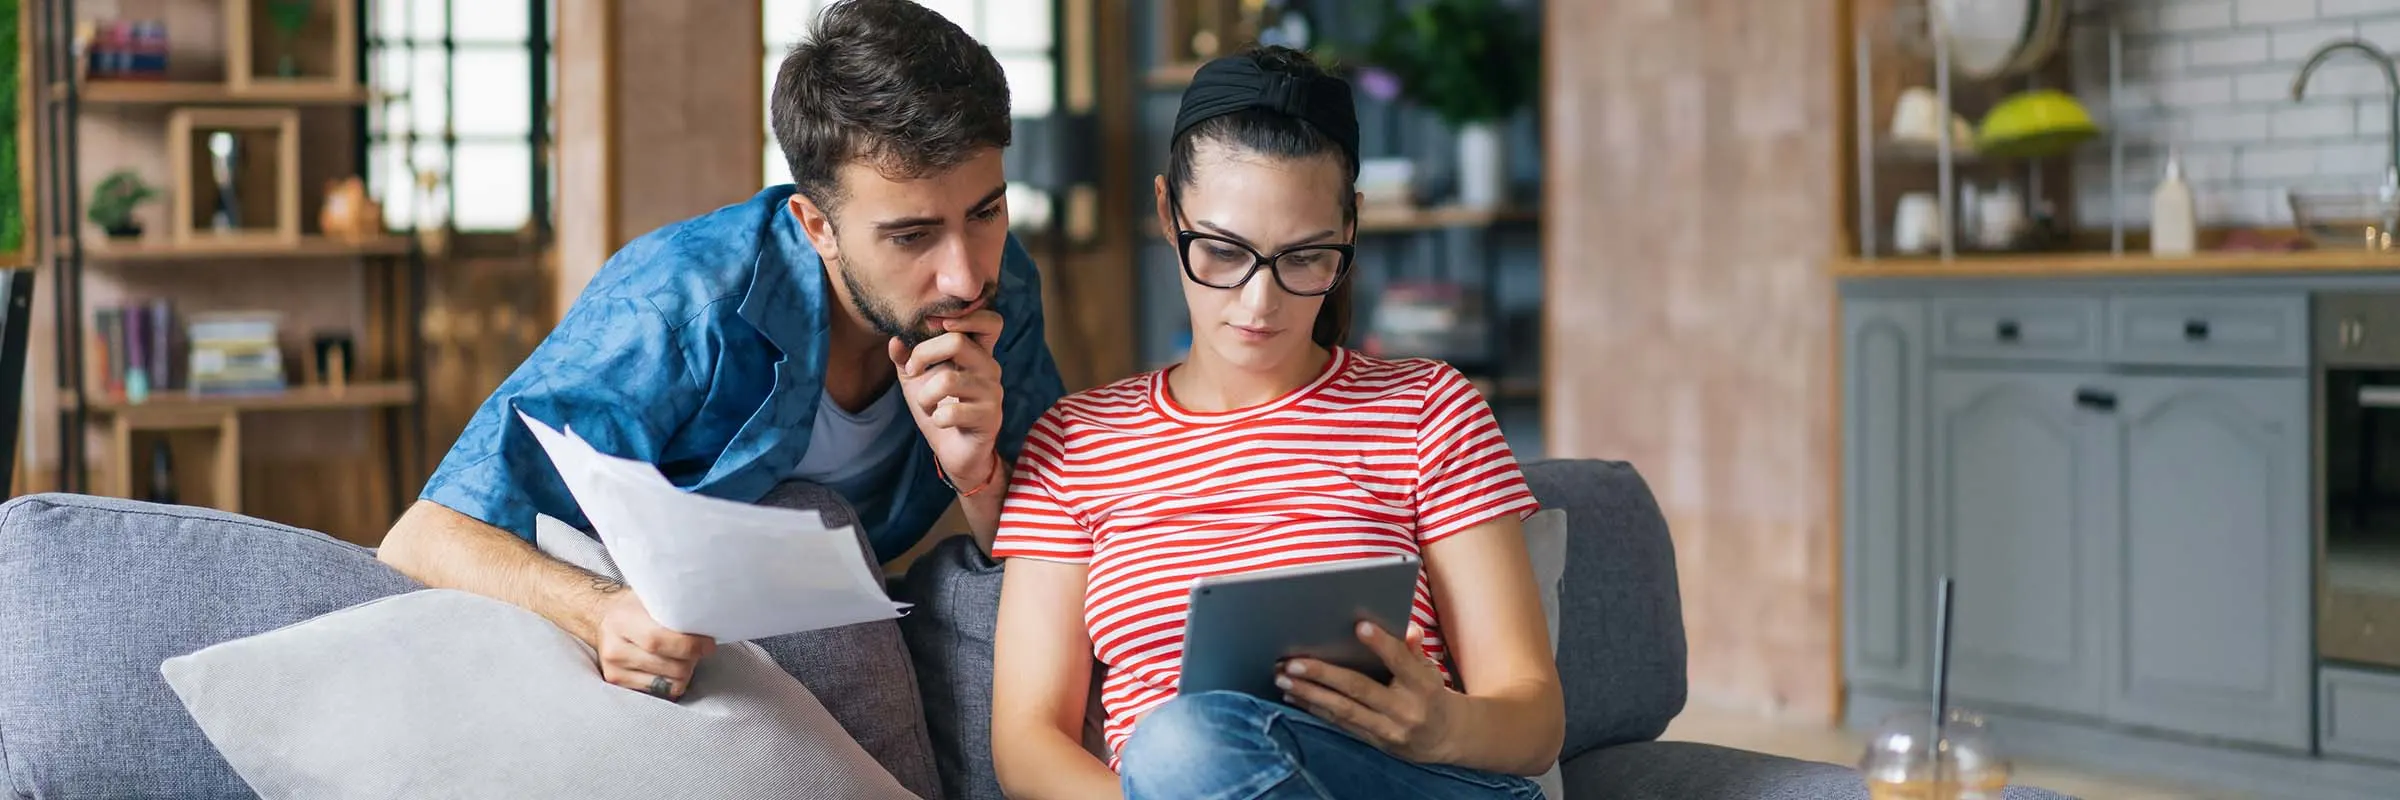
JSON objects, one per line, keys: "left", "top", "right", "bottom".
{"left": 1168, "top": 190, "right": 1355, "bottom": 297}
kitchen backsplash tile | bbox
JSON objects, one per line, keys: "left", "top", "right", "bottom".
{"left": 2071, "top": 0, "right": 2400, "bottom": 227}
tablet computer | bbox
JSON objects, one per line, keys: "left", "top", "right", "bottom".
{"left": 1175, "top": 555, "right": 1422, "bottom": 700}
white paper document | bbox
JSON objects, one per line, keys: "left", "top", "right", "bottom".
{"left": 516, "top": 408, "right": 907, "bottom": 642}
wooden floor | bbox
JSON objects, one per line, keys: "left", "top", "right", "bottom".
{"left": 1661, "top": 703, "right": 2237, "bottom": 799}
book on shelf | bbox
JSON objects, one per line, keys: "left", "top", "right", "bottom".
{"left": 86, "top": 298, "right": 180, "bottom": 402}
{"left": 83, "top": 305, "right": 298, "bottom": 403}
{"left": 186, "top": 311, "right": 287, "bottom": 396}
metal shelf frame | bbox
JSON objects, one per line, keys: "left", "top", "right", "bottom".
{"left": 1852, "top": 2, "right": 2130, "bottom": 262}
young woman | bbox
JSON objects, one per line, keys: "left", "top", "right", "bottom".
{"left": 987, "top": 46, "right": 1563, "bottom": 800}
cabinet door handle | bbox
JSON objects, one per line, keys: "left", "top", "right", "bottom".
{"left": 2074, "top": 388, "right": 2118, "bottom": 412}
{"left": 2184, "top": 319, "right": 2210, "bottom": 341}
{"left": 1996, "top": 320, "right": 2021, "bottom": 342}
{"left": 2360, "top": 386, "right": 2400, "bottom": 408}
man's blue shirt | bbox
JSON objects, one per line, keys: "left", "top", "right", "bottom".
{"left": 418, "top": 185, "right": 1067, "bottom": 562}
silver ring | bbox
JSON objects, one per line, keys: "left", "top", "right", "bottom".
{"left": 646, "top": 676, "right": 673, "bottom": 698}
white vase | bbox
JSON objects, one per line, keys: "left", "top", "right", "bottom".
{"left": 1455, "top": 122, "right": 1507, "bottom": 209}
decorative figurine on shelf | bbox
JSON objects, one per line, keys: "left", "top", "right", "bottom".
{"left": 206, "top": 131, "right": 243, "bottom": 231}
{"left": 87, "top": 169, "right": 157, "bottom": 240}
{"left": 312, "top": 332, "right": 352, "bottom": 391}
{"left": 319, "top": 175, "right": 382, "bottom": 241}
{"left": 265, "top": 1, "right": 314, "bottom": 79}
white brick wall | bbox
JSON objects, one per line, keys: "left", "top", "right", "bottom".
{"left": 2069, "top": 0, "right": 2400, "bottom": 228}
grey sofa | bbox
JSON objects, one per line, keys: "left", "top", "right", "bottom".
{"left": 0, "top": 459, "right": 2073, "bottom": 799}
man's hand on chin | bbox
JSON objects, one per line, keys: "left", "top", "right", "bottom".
{"left": 889, "top": 309, "right": 1006, "bottom": 495}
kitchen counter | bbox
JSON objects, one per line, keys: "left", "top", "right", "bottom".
{"left": 1835, "top": 249, "right": 2400, "bottom": 279}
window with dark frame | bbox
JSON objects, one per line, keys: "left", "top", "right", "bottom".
{"left": 761, "top": 0, "right": 1057, "bottom": 231}
{"left": 365, "top": 1, "right": 555, "bottom": 238}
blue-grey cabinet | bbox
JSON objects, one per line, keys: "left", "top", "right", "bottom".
{"left": 1928, "top": 369, "right": 2115, "bottom": 720}
{"left": 1843, "top": 289, "right": 2315, "bottom": 754}
{"left": 2109, "top": 376, "right": 2312, "bottom": 750}
{"left": 1842, "top": 299, "right": 1927, "bottom": 694}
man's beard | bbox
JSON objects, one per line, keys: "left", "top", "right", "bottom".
{"left": 840, "top": 262, "right": 998, "bottom": 347}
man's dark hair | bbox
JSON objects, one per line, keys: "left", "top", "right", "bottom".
{"left": 1166, "top": 45, "right": 1359, "bottom": 349}
{"left": 771, "top": 0, "right": 1012, "bottom": 215}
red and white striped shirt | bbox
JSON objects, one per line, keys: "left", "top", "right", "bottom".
{"left": 991, "top": 348, "right": 1541, "bottom": 764}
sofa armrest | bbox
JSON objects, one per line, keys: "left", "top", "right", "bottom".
{"left": 1559, "top": 742, "right": 2081, "bottom": 800}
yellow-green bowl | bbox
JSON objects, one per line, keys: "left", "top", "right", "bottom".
{"left": 1978, "top": 89, "right": 2099, "bottom": 159}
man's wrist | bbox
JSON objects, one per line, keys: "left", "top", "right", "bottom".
{"left": 939, "top": 450, "right": 1004, "bottom": 497}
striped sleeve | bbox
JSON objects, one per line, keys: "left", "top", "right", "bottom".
{"left": 1413, "top": 364, "right": 1540, "bottom": 544}
{"left": 991, "top": 410, "right": 1093, "bottom": 563}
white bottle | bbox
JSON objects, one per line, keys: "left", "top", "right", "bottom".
{"left": 2152, "top": 148, "right": 2196, "bottom": 257}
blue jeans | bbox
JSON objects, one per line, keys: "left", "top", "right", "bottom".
{"left": 1117, "top": 691, "right": 1546, "bottom": 800}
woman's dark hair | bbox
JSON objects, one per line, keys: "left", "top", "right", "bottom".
{"left": 1167, "top": 45, "right": 1359, "bottom": 349}
{"left": 771, "top": 0, "right": 1012, "bottom": 217}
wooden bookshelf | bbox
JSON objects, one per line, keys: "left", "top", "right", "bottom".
{"left": 1147, "top": 204, "right": 1539, "bottom": 241}
{"left": 1147, "top": 62, "right": 1201, "bottom": 89}
{"left": 1358, "top": 204, "right": 1539, "bottom": 233}
{"left": 58, "top": 80, "right": 373, "bottom": 106}
{"left": 79, "top": 234, "right": 411, "bottom": 263}
{"left": 1465, "top": 374, "right": 1542, "bottom": 401}
{"left": 76, "top": 380, "right": 417, "bottom": 414}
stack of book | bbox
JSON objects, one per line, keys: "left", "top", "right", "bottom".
{"left": 89, "top": 299, "right": 177, "bottom": 402}
{"left": 187, "top": 312, "right": 287, "bottom": 395}
{"left": 80, "top": 18, "right": 170, "bottom": 81}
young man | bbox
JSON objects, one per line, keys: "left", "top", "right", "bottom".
{"left": 377, "top": 0, "right": 1063, "bottom": 704}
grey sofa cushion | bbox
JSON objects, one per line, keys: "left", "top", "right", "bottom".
{"left": 1519, "top": 460, "right": 1690, "bottom": 761}
{"left": 745, "top": 481, "right": 944, "bottom": 800}
{"left": 1561, "top": 741, "right": 2081, "bottom": 800}
{"left": 0, "top": 493, "right": 421, "bottom": 799}
{"left": 160, "top": 587, "right": 918, "bottom": 800}
{"left": 1562, "top": 741, "right": 1871, "bottom": 800}
{"left": 894, "top": 534, "right": 1009, "bottom": 800}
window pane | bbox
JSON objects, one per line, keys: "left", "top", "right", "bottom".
{"left": 369, "top": 97, "right": 412, "bottom": 139}
{"left": 409, "top": 0, "right": 446, "bottom": 39}
{"left": 1006, "top": 182, "right": 1050, "bottom": 231}
{"left": 765, "top": 0, "right": 817, "bottom": 47}
{"left": 410, "top": 139, "right": 450, "bottom": 227}
{"left": 1000, "top": 56, "right": 1053, "bottom": 117}
{"left": 763, "top": 54, "right": 780, "bottom": 136}
{"left": 984, "top": 0, "right": 1051, "bottom": 50}
{"left": 375, "top": 0, "right": 443, "bottom": 41}
{"left": 454, "top": 49, "right": 531, "bottom": 137}
{"left": 451, "top": 0, "right": 528, "bottom": 43}
{"left": 454, "top": 144, "right": 531, "bottom": 231}
{"left": 412, "top": 50, "right": 449, "bottom": 137}
{"left": 373, "top": 44, "right": 412, "bottom": 93}
{"left": 372, "top": 141, "right": 415, "bottom": 230}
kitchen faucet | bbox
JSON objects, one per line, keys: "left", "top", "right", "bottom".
{"left": 2295, "top": 38, "right": 2400, "bottom": 197}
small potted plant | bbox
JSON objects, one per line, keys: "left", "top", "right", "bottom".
{"left": 1362, "top": 0, "right": 1537, "bottom": 209}
{"left": 88, "top": 169, "right": 157, "bottom": 240}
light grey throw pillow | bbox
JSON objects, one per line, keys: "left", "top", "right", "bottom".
{"left": 156, "top": 515, "right": 920, "bottom": 800}
{"left": 1522, "top": 508, "right": 1570, "bottom": 800}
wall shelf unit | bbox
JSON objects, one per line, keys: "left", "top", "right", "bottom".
{"left": 77, "top": 233, "right": 409, "bottom": 263}
{"left": 34, "top": 0, "right": 424, "bottom": 529}
{"left": 59, "top": 79, "right": 371, "bottom": 106}
{"left": 75, "top": 378, "right": 413, "bottom": 414}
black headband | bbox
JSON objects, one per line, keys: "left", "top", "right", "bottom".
{"left": 1170, "top": 55, "right": 1360, "bottom": 170}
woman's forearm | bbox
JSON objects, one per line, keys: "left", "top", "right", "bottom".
{"left": 994, "top": 725, "right": 1124, "bottom": 800}
{"left": 1440, "top": 679, "right": 1567, "bottom": 776}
